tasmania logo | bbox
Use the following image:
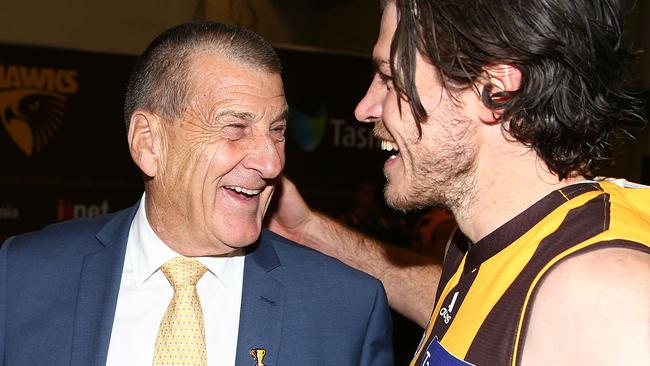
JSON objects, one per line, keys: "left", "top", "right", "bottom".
{"left": 288, "top": 104, "right": 327, "bottom": 152}
{"left": 0, "top": 64, "right": 78, "bottom": 156}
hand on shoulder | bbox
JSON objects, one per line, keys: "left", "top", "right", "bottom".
{"left": 266, "top": 176, "right": 315, "bottom": 243}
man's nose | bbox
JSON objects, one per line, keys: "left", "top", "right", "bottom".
{"left": 244, "top": 134, "right": 284, "bottom": 178}
{"left": 355, "top": 81, "right": 383, "bottom": 123}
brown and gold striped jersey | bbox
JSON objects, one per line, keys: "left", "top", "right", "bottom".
{"left": 410, "top": 180, "right": 650, "bottom": 366}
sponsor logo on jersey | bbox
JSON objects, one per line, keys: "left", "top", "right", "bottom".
{"left": 439, "top": 291, "right": 459, "bottom": 324}
{"left": 419, "top": 337, "right": 475, "bottom": 366}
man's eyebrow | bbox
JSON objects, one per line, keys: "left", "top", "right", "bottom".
{"left": 373, "top": 57, "right": 390, "bottom": 73}
{"left": 215, "top": 110, "right": 255, "bottom": 121}
{"left": 274, "top": 107, "right": 289, "bottom": 122}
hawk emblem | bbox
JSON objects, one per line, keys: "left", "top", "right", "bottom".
{"left": 0, "top": 89, "right": 66, "bottom": 156}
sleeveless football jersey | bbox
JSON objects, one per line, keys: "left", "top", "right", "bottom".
{"left": 411, "top": 180, "right": 650, "bottom": 366}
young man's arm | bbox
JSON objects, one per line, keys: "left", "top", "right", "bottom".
{"left": 521, "top": 247, "right": 650, "bottom": 365}
{"left": 267, "top": 177, "right": 441, "bottom": 327}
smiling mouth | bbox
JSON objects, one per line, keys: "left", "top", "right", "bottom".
{"left": 223, "top": 185, "right": 262, "bottom": 198}
{"left": 380, "top": 139, "right": 400, "bottom": 160}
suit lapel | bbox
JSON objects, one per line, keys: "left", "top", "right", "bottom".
{"left": 235, "top": 230, "right": 285, "bottom": 366}
{"left": 70, "top": 204, "right": 136, "bottom": 366}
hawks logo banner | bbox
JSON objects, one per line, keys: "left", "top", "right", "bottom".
{"left": 0, "top": 43, "right": 141, "bottom": 241}
{"left": 0, "top": 43, "right": 136, "bottom": 180}
{"left": 0, "top": 64, "right": 79, "bottom": 156}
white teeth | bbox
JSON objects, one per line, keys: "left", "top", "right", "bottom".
{"left": 224, "top": 186, "right": 262, "bottom": 195}
{"left": 381, "top": 140, "right": 399, "bottom": 152}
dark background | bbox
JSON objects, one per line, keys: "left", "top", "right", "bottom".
{"left": 0, "top": 43, "right": 423, "bottom": 363}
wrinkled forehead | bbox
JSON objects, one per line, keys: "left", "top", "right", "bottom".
{"left": 189, "top": 51, "right": 277, "bottom": 84}
{"left": 188, "top": 53, "right": 285, "bottom": 101}
{"left": 183, "top": 59, "right": 286, "bottom": 126}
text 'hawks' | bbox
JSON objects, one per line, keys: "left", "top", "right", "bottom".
{"left": 0, "top": 64, "right": 78, "bottom": 94}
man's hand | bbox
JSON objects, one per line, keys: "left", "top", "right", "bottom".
{"left": 267, "top": 176, "right": 314, "bottom": 244}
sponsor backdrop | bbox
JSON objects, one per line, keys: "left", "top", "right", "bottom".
{"left": 0, "top": 43, "right": 388, "bottom": 242}
{"left": 0, "top": 43, "right": 423, "bottom": 366}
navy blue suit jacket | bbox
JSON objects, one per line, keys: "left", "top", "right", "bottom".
{"left": 0, "top": 203, "right": 394, "bottom": 365}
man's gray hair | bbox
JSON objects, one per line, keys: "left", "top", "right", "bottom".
{"left": 124, "top": 21, "right": 282, "bottom": 130}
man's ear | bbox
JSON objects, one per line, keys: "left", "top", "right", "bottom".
{"left": 127, "top": 111, "right": 162, "bottom": 178}
{"left": 477, "top": 64, "right": 522, "bottom": 123}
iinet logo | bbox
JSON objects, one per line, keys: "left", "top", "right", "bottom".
{"left": 57, "top": 199, "right": 110, "bottom": 220}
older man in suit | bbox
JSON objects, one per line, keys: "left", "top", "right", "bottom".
{"left": 0, "top": 21, "right": 393, "bottom": 366}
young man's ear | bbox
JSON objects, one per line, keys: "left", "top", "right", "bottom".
{"left": 477, "top": 64, "right": 522, "bottom": 123}
{"left": 127, "top": 111, "right": 162, "bottom": 178}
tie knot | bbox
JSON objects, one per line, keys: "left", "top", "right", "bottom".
{"left": 161, "top": 256, "right": 207, "bottom": 289}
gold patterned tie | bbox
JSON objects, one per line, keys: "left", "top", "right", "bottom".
{"left": 153, "top": 256, "right": 208, "bottom": 366}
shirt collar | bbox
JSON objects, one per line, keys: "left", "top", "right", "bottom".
{"left": 128, "top": 194, "right": 245, "bottom": 288}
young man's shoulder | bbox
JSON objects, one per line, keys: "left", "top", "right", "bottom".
{"left": 522, "top": 246, "right": 650, "bottom": 365}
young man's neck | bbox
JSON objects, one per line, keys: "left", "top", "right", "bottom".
{"left": 453, "top": 143, "right": 584, "bottom": 244}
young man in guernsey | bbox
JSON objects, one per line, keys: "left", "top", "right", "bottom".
{"left": 268, "top": 0, "right": 650, "bottom": 364}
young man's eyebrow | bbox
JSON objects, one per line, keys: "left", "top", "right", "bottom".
{"left": 373, "top": 57, "right": 390, "bottom": 73}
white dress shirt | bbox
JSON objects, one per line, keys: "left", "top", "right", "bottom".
{"left": 106, "top": 196, "right": 245, "bottom": 366}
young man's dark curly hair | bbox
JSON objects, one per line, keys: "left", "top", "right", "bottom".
{"left": 385, "top": 0, "right": 645, "bottom": 179}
